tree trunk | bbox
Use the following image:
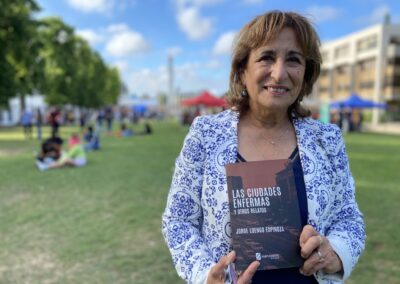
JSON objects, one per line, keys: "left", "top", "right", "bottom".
{"left": 19, "top": 93, "right": 26, "bottom": 110}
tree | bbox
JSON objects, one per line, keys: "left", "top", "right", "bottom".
{"left": 38, "top": 17, "right": 122, "bottom": 108}
{"left": 36, "top": 17, "right": 77, "bottom": 106}
{"left": 103, "top": 67, "right": 122, "bottom": 105}
{"left": 0, "top": 7, "right": 123, "bottom": 111}
{"left": 0, "top": 0, "right": 41, "bottom": 109}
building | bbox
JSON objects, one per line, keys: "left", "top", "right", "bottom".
{"left": 0, "top": 94, "right": 47, "bottom": 126}
{"left": 315, "top": 18, "right": 400, "bottom": 123}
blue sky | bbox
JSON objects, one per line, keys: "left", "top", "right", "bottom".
{"left": 36, "top": 0, "right": 400, "bottom": 97}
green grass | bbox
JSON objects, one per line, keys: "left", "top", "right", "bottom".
{"left": 345, "top": 133, "right": 400, "bottom": 284}
{"left": 0, "top": 123, "right": 186, "bottom": 284}
{"left": 0, "top": 123, "right": 399, "bottom": 283}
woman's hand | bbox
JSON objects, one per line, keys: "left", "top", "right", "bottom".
{"left": 207, "top": 251, "right": 260, "bottom": 284}
{"left": 299, "top": 225, "right": 343, "bottom": 276}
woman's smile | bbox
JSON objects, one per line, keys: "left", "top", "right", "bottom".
{"left": 263, "top": 85, "right": 290, "bottom": 95}
{"left": 243, "top": 27, "right": 306, "bottom": 114}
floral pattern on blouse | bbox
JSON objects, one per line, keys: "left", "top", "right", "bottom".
{"left": 162, "top": 109, "right": 365, "bottom": 284}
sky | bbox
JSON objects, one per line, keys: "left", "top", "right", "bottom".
{"left": 35, "top": 0, "right": 400, "bottom": 97}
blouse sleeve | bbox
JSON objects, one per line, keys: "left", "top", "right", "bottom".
{"left": 316, "top": 126, "right": 366, "bottom": 282}
{"left": 162, "top": 116, "right": 215, "bottom": 283}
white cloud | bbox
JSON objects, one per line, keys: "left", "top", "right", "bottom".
{"left": 76, "top": 29, "right": 104, "bottom": 45}
{"left": 242, "top": 0, "right": 263, "bottom": 5}
{"left": 116, "top": 0, "right": 137, "bottom": 11}
{"left": 166, "top": 46, "right": 183, "bottom": 57}
{"left": 175, "top": 0, "right": 224, "bottom": 8}
{"left": 113, "top": 61, "right": 129, "bottom": 73}
{"left": 66, "top": 0, "right": 112, "bottom": 13}
{"left": 175, "top": 62, "right": 228, "bottom": 95}
{"left": 106, "top": 24, "right": 130, "bottom": 33}
{"left": 67, "top": 0, "right": 138, "bottom": 14}
{"left": 74, "top": 23, "right": 150, "bottom": 57}
{"left": 206, "top": 59, "right": 222, "bottom": 69}
{"left": 213, "top": 31, "right": 236, "bottom": 55}
{"left": 176, "top": 62, "right": 202, "bottom": 77}
{"left": 175, "top": 62, "right": 228, "bottom": 94}
{"left": 177, "top": 6, "right": 213, "bottom": 40}
{"left": 192, "top": 0, "right": 224, "bottom": 6}
{"left": 127, "top": 61, "right": 228, "bottom": 96}
{"left": 305, "top": 5, "right": 341, "bottom": 23}
{"left": 128, "top": 67, "right": 169, "bottom": 95}
{"left": 106, "top": 30, "right": 150, "bottom": 57}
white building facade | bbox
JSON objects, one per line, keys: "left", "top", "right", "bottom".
{"left": 315, "top": 21, "right": 400, "bottom": 123}
{"left": 1, "top": 94, "right": 47, "bottom": 126}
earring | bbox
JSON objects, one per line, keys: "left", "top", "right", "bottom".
{"left": 240, "top": 90, "right": 248, "bottom": 97}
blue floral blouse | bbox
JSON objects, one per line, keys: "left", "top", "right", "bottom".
{"left": 162, "top": 109, "right": 365, "bottom": 284}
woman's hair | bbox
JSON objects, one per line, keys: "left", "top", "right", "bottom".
{"left": 228, "top": 10, "right": 322, "bottom": 117}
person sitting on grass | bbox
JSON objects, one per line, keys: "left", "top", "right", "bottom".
{"left": 139, "top": 121, "right": 153, "bottom": 135}
{"left": 120, "top": 123, "right": 134, "bottom": 137}
{"left": 36, "top": 136, "right": 63, "bottom": 170}
{"left": 36, "top": 134, "right": 87, "bottom": 171}
{"left": 83, "top": 126, "right": 100, "bottom": 151}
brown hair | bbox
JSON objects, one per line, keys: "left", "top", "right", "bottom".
{"left": 228, "top": 10, "right": 322, "bottom": 117}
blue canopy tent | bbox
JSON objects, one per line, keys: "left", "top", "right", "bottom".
{"left": 330, "top": 93, "right": 386, "bottom": 109}
{"left": 132, "top": 104, "right": 147, "bottom": 116}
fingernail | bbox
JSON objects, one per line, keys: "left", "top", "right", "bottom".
{"left": 299, "top": 269, "right": 304, "bottom": 275}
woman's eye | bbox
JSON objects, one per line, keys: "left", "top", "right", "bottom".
{"left": 287, "top": 57, "right": 303, "bottom": 64}
{"left": 259, "top": 55, "right": 274, "bottom": 62}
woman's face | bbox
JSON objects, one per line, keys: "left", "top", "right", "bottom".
{"left": 242, "top": 27, "right": 306, "bottom": 115}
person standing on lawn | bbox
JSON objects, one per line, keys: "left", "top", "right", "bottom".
{"left": 162, "top": 10, "right": 365, "bottom": 284}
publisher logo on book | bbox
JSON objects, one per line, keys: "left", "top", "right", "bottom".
{"left": 255, "top": 253, "right": 262, "bottom": 261}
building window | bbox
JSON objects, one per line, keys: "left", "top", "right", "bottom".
{"left": 335, "top": 65, "right": 349, "bottom": 75}
{"left": 334, "top": 44, "right": 350, "bottom": 59}
{"left": 390, "top": 37, "right": 400, "bottom": 44}
{"left": 319, "top": 87, "right": 330, "bottom": 93}
{"left": 336, "top": 84, "right": 350, "bottom": 91}
{"left": 385, "top": 76, "right": 400, "bottom": 87}
{"left": 357, "top": 58, "right": 376, "bottom": 71}
{"left": 356, "top": 35, "right": 378, "bottom": 52}
{"left": 359, "top": 81, "right": 374, "bottom": 89}
{"left": 387, "top": 57, "right": 400, "bottom": 65}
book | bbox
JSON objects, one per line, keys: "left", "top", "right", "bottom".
{"left": 225, "top": 158, "right": 304, "bottom": 271}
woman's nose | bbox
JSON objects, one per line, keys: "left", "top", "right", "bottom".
{"left": 270, "top": 59, "right": 288, "bottom": 81}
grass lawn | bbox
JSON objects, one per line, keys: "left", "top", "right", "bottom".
{"left": 345, "top": 132, "right": 400, "bottom": 284}
{"left": 0, "top": 122, "right": 399, "bottom": 283}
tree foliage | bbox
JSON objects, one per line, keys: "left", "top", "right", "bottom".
{"left": 37, "top": 17, "right": 122, "bottom": 108}
{"left": 0, "top": 1, "right": 123, "bottom": 109}
{"left": 0, "top": 0, "right": 41, "bottom": 108}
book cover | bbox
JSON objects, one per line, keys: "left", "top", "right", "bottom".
{"left": 225, "top": 159, "right": 304, "bottom": 271}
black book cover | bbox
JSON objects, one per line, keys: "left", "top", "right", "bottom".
{"left": 225, "top": 159, "right": 304, "bottom": 271}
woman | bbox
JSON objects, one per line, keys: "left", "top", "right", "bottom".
{"left": 38, "top": 134, "right": 87, "bottom": 170}
{"left": 53, "top": 134, "right": 87, "bottom": 168}
{"left": 162, "top": 11, "right": 365, "bottom": 284}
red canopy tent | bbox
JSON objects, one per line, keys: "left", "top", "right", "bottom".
{"left": 181, "top": 91, "right": 227, "bottom": 107}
